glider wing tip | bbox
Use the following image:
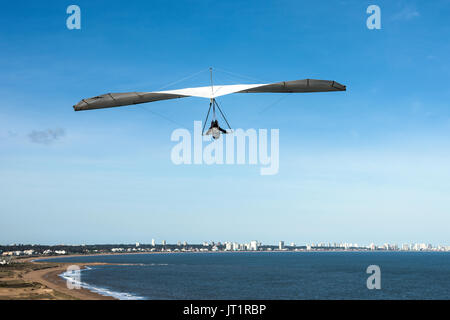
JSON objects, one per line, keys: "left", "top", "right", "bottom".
{"left": 73, "top": 104, "right": 84, "bottom": 111}
{"left": 333, "top": 81, "right": 346, "bottom": 91}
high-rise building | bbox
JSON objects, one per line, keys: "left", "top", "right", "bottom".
{"left": 279, "top": 241, "right": 284, "bottom": 250}
{"left": 250, "top": 240, "right": 258, "bottom": 251}
{"left": 151, "top": 239, "right": 156, "bottom": 246}
{"left": 162, "top": 240, "right": 166, "bottom": 246}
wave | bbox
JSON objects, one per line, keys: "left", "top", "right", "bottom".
{"left": 59, "top": 267, "right": 145, "bottom": 300}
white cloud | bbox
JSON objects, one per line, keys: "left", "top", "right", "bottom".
{"left": 28, "top": 128, "right": 65, "bottom": 145}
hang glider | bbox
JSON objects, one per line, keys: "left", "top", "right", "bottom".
{"left": 73, "top": 71, "right": 346, "bottom": 139}
{"left": 73, "top": 79, "right": 346, "bottom": 112}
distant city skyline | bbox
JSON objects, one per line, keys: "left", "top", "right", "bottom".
{"left": 2, "top": 239, "right": 450, "bottom": 250}
{"left": 2, "top": 239, "right": 450, "bottom": 261}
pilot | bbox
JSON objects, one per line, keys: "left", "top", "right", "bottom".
{"left": 206, "top": 120, "right": 227, "bottom": 139}
{"left": 210, "top": 120, "right": 227, "bottom": 133}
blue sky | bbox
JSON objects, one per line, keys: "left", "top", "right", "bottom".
{"left": 1, "top": 0, "right": 449, "bottom": 245}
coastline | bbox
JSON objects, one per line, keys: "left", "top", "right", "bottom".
{"left": 21, "top": 262, "right": 117, "bottom": 300}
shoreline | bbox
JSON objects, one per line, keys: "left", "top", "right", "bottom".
{"left": 21, "top": 262, "right": 117, "bottom": 300}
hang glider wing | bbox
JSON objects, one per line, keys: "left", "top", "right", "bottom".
{"left": 235, "top": 79, "right": 346, "bottom": 94}
{"left": 73, "top": 92, "right": 189, "bottom": 111}
{"left": 73, "top": 79, "right": 345, "bottom": 111}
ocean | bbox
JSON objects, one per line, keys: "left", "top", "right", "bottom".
{"left": 44, "top": 251, "right": 450, "bottom": 300}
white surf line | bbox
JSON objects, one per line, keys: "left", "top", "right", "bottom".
{"left": 59, "top": 266, "right": 145, "bottom": 300}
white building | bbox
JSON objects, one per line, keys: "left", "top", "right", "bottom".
{"left": 250, "top": 240, "right": 259, "bottom": 251}
{"left": 279, "top": 241, "right": 284, "bottom": 250}
{"left": 151, "top": 239, "right": 156, "bottom": 246}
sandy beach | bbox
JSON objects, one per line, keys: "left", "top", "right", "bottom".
{"left": 0, "top": 259, "right": 116, "bottom": 300}
{"left": 24, "top": 262, "right": 116, "bottom": 300}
